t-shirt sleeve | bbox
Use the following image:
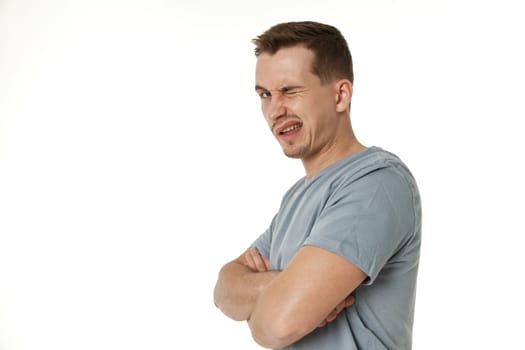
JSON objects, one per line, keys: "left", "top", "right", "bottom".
{"left": 303, "top": 166, "right": 416, "bottom": 284}
{"left": 251, "top": 215, "right": 277, "bottom": 259}
{"left": 251, "top": 230, "right": 271, "bottom": 259}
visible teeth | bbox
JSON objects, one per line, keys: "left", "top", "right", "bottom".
{"left": 281, "top": 124, "right": 301, "bottom": 134}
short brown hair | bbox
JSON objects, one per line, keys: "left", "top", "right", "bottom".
{"left": 252, "top": 21, "right": 354, "bottom": 84}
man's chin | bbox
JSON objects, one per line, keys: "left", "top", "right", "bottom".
{"left": 283, "top": 152, "right": 301, "bottom": 159}
{"left": 282, "top": 146, "right": 308, "bottom": 159}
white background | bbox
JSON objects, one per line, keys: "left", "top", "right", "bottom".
{"left": 1, "top": 0, "right": 524, "bottom": 349}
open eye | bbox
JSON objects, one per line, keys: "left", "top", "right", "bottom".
{"left": 259, "top": 91, "right": 272, "bottom": 99}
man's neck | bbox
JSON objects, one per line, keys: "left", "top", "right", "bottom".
{"left": 302, "top": 139, "right": 365, "bottom": 179}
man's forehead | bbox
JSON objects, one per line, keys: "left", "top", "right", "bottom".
{"left": 256, "top": 46, "right": 314, "bottom": 65}
{"left": 255, "top": 47, "right": 316, "bottom": 88}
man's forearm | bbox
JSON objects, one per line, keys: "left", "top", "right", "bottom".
{"left": 214, "top": 261, "right": 279, "bottom": 321}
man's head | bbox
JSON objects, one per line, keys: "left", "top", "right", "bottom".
{"left": 252, "top": 21, "right": 353, "bottom": 85}
{"left": 253, "top": 21, "right": 360, "bottom": 176}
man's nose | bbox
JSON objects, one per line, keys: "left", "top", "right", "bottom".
{"left": 267, "top": 95, "right": 287, "bottom": 122}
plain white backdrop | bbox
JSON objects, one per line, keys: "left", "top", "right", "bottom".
{"left": 1, "top": 0, "right": 524, "bottom": 349}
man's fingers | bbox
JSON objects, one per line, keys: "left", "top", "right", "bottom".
{"left": 344, "top": 295, "right": 355, "bottom": 307}
{"left": 245, "top": 247, "right": 269, "bottom": 272}
{"left": 249, "top": 248, "right": 267, "bottom": 272}
{"left": 319, "top": 294, "right": 356, "bottom": 327}
{"left": 319, "top": 307, "right": 339, "bottom": 327}
{"left": 262, "top": 255, "right": 270, "bottom": 271}
{"left": 244, "top": 250, "right": 257, "bottom": 271}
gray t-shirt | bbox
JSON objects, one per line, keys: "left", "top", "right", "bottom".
{"left": 252, "top": 146, "right": 422, "bottom": 350}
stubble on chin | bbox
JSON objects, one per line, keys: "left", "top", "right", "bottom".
{"left": 282, "top": 145, "right": 309, "bottom": 159}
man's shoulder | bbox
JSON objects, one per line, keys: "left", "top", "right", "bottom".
{"left": 317, "top": 146, "right": 406, "bottom": 184}
{"left": 279, "top": 147, "right": 416, "bottom": 204}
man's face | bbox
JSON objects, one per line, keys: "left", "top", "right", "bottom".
{"left": 255, "top": 46, "right": 339, "bottom": 161}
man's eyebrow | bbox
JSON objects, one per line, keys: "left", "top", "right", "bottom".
{"left": 279, "top": 85, "right": 304, "bottom": 92}
{"left": 254, "top": 85, "right": 305, "bottom": 92}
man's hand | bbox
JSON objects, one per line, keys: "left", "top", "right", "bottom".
{"left": 318, "top": 294, "right": 355, "bottom": 327}
{"left": 243, "top": 247, "right": 270, "bottom": 272}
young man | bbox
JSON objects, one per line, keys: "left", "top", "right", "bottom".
{"left": 213, "top": 21, "right": 422, "bottom": 350}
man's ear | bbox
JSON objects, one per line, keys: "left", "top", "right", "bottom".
{"left": 334, "top": 79, "right": 353, "bottom": 112}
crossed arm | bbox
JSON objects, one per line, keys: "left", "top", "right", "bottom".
{"left": 213, "top": 246, "right": 366, "bottom": 349}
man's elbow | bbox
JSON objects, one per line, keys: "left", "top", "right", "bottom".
{"left": 248, "top": 313, "right": 308, "bottom": 349}
{"left": 214, "top": 296, "right": 248, "bottom": 322}
{"left": 214, "top": 285, "right": 247, "bottom": 321}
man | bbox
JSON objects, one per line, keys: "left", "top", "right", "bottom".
{"left": 213, "top": 21, "right": 421, "bottom": 350}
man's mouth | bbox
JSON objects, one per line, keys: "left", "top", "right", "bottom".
{"left": 279, "top": 123, "right": 302, "bottom": 135}
{"left": 276, "top": 122, "right": 303, "bottom": 135}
